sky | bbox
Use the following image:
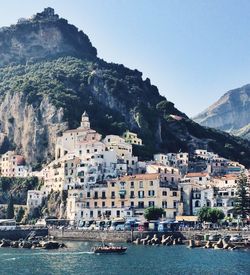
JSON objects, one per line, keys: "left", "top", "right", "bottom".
{"left": 0, "top": 0, "right": 250, "bottom": 117}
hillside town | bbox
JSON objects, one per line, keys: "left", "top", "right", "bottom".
{"left": 0, "top": 112, "right": 248, "bottom": 228}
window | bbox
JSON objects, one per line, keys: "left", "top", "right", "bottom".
{"left": 112, "top": 201, "right": 115, "bottom": 207}
{"left": 139, "top": 181, "right": 143, "bottom": 188}
{"left": 102, "top": 201, "right": 105, "bottom": 207}
{"left": 149, "top": 181, "right": 154, "bottom": 186}
{"left": 195, "top": 200, "right": 200, "bottom": 207}
{"left": 138, "top": 191, "right": 144, "bottom": 198}
{"left": 130, "top": 201, "right": 134, "bottom": 207}
{"left": 86, "top": 202, "right": 89, "bottom": 207}
{"left": 87, "top": 192, "right": 90, "bottom": 198}
{"left": 94, "top": 191, "right": 98, "bottom": 199}
{"left": 111, "top": 191, "right": 115, "bottom": 198}
{"left": 130, "top": 182, "right": 134, "bottom": 188}
{"left": 116, "top": 210, "right": 120, "bottom": 217}
{"left": 90, "top": 211, "right": 93, "bottom": 217}
{"left": 130, "top": 191, "right": 134, "bottom": 198}
{"left": 102, "top": 191, "right": 106, "bottom": 199}
{"left": 162, "top": 191, "right": 167, "bottom": 196}
{"left": 138, "top": 201, "right": 144, "bottom": 208}
{"left": 199, "top": 177, "right": 202, "bottom": 181}
{"left": 148, "top": 201, "right": 155, "bottom": 207}
{"left": 162, "top": 201, "right": 167, "bottom": 208}
{"left": 94, "top": 202, "right": 98, "bottom": 207}
{"left": 172, "top": 191, "right": 177, "bottom": 197}
{"left": 111, "top": 182, "right": 115, "bottom": 187}
{"left": 148, "top": 190, "right": 155, "bottom": 197}
{"left": 173, "top": 201, "right": 177, "bottom": 208}
{"left": 121, "top": 201, "right": 125, "bottom": 207}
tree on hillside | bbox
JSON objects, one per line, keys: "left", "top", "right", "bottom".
{"left": 198, "top": 206, "right": 225, "bottom": 223}
{"left": 144, "top": 207, "right": 165, "bottom": 220}
{"left": 16, "top": 207, "right": 25, "bottom": 223}
{"left": 29, "top": 207, "right": 42, "bottom": 220}
{"left": 234, "top": 174, "right": 250, "bottom": 219}
{"left": 7, "top": 195, "right": 14, "bottom": 219}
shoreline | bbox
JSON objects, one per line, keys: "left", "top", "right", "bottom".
{"left": 49, "top": 228, "right": 250, "bottom": 243}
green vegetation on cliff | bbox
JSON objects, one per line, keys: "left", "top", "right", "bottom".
{"left": 0, "top": 177, "right": 39, "bottom": 204}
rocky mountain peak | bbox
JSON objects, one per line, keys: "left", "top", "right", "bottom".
{"left": 0, "top": 7, "right": 97, "bottom": 67}
{"left": 31, "top": 7, "right": 59, "bottom": 22}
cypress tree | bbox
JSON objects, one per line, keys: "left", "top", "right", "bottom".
{"left": 234, "top": 174, "right": 250, "bottom": 219}
{"left": 7, "top": 194, "right": 15, "bottom": 219}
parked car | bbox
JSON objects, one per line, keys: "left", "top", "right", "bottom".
{"left": 109, "top": 220, "right": 125, "bottom": 231}
{"left": 230, "top": 234, "right": 243, "bottom": 242}
{"left": 124, "top": 219, "right": 139, "bottom": 231}
{"left": 208, "top": 234, "right": 222, "bottom": 241}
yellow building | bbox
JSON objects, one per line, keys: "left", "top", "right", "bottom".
{"left": 67, "top": 173, "right": 183, "bottom": 221}
{"left": 122, "top": 130, "right": 143, "bottom": 146}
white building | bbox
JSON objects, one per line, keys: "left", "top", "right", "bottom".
{"left": 185, "top": 172, "right": 210, "bottom": 185}
{"left": 27, "top": 190, "right": 45, "bottom": 209}
{"left": 192, "top": 184, "right": 237, "bottom": 218}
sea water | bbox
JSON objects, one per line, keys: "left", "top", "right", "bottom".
{"left": 0, "top": 241, "right": 249, "bottom": 275}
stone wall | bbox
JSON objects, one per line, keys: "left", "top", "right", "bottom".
{"left": 49, "top": 228, "right": 250, "bottom": 243}
{"left": 49, "top": 229, "right": 183, "bottom": 242}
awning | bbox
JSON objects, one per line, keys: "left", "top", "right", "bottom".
{"left": 175, "top": 215, "right": 198, "bottom": 222}
{"left": 119, "top": 190, "right": 126, "bottom": 195}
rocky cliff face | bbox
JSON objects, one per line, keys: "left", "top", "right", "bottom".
{"left": 1, "top": 8, "right": 250, "bottom": 167}
{"left": 193, "top": 84, "right": 250, "bottom": 133}
{"left": 0, "top": 91, "right": 67, "bottom": 165}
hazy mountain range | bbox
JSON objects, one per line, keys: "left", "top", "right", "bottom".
{"left": 193, "top": 84, "right": 250, "bottom": 140}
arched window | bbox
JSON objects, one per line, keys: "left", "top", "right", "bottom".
{"left": 195, "top": 200, "right": 200, "bottom": 207}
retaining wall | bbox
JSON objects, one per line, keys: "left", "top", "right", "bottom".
{"left": 49, "top": 228, "right": 250, "bottom": 243}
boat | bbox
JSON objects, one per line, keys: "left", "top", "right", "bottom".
{"left": 93, "top": 244, "right": 127, "bottom": 254}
